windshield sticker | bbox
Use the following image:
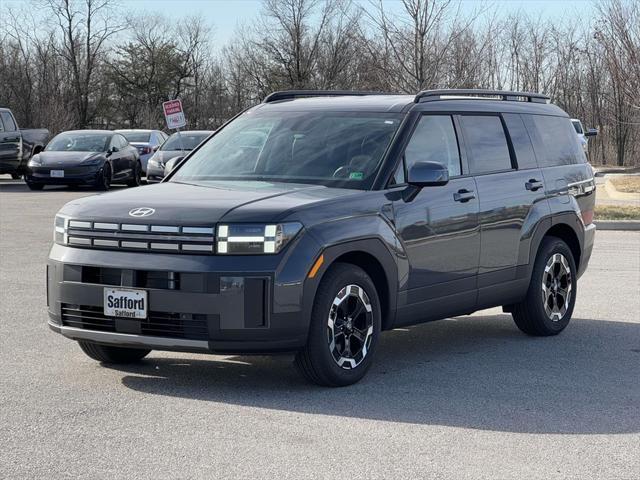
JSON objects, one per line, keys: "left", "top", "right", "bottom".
{"left": 349, "top": 172, "right": 364, "bottom": 180}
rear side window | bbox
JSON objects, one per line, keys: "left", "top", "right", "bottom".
{"left": 503, "top": 114, "right": 537, "bottom": 170}
{"left": 526, "top": 115, "right": 586, "bottom": 166}
{"left": 404, "top": 115, "right": 461, "bottom": 177}
{"left": 460, "top": 115, "right": 512, "bottom": 174}
{"left": 0, "top": 112, "right": 17, "bottom": 132}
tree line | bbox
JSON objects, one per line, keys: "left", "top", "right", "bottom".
{"left": 1, "top": 0, "right": 638, "bottom": 166}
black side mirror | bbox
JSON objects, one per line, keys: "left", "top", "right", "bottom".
{"left": 107, "top": 146, "right": 118, "bottom": 156}
{"left": 403, "top": 161, "right": 449, "bottom": 202}
{"left": 164, "top": 156, "right": 184, "bottom": 175}
{"left": 585, "top": 128, "right": 598, "bottom": 137}
{"left": 407, "top": 161, "right": 449, "bottom": 187}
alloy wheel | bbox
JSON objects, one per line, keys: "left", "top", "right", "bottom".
{"left": 327, "top": 284, "right": 374, "bottom": 369}
{"left": 541, "top": 253, "right": 572, "bottom": 321}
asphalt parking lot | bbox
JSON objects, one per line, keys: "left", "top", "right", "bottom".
{"left": 1, "top": 178, "right": 639, "bottom": 479}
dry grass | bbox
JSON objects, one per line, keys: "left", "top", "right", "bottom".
{"left": 609, "top": 176, "right": 640, "bottom": 193}
{"left": 595, "top": 205, "right": 640, "bottom": 220}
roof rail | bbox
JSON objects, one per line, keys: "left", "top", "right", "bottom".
{"left": 414, "top": 89, "right": 550, "bottom": 104}
{"left": 263, "top": 90, "right": 387, "bottom": 103}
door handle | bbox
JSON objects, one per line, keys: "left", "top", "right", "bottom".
{"left": 525, "top": 179, "right": 544, "bottom": 191}
{"left": 454, "top": 189, "right": 475, "bottom": 202}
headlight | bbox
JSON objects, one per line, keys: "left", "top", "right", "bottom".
{"left": 28, "top": 155, "right": 42, "bottom": 167}
{"left": 82, "top": 157, "right": 102, "bottom": 166}
{"left": 148, "top": 158, "right": 162, "bottom": 169}
{"left": 53, "top": 214, "right": 69, "bottom": 244}
{"left": 217, "top": 223, "right": 302, "bottom": 254}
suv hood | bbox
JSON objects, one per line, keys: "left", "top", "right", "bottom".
{"left": 58, "top": 181, "right": 359, "bottom": 224}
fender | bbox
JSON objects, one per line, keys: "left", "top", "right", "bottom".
{"left": 300, "top": 215, "right": 403, "bottom": 331}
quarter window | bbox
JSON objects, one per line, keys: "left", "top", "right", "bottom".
{"left": 404, "top": 115, "right": 461, "bottom": 177}
{"left": 460, "top": 115, "right": 512, "bottom": 174}
{"left": 0, "top": 112, "right": 17, "bottom": 132}
{"left": 527, "top": 115, "right": 586, "bottom": 166}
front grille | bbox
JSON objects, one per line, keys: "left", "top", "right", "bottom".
{"left": 63, "top": 220, "right": 215, "bottom": 254}
{"left": 61, "top": 304, "right": 211, "bottom": 341}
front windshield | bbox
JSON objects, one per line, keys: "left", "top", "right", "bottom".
{"left": 161, "top": 132, "right": 210, "bottom": 151}
{"left": 119, "top": 131, "right": 151, "bottom": 143}
{"left": 45, "top": 133, "right": 109, "bottom": 152}
{"left": 172, "top": 111, "right": 402, "bottom": 189}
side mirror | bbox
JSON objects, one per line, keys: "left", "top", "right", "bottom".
{"left": 407, "top": 161, "right": 449, "bottom": 187}
{"left": 107, "top": 146, "right": 118, "bottom": 156}
{"left": 585, "top": 128, "right": 598, "bottom": 137}
{"left": 164, "top": 156, "right": 184, "bottom": 175}
{"left": 152, "top": 145, "right": 159, "bottom": 152}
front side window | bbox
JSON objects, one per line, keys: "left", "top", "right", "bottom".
{"left": 460, "top": 115, "right": 512, "bottom": 174}
{"left": 172, "top": 111, "right": 402, "bottom": 189}
{"left": 404, "top": 115, "right": 461, "bottom": 177}
{"left": 46, "top": 133, "right": 110, "bottom": 152}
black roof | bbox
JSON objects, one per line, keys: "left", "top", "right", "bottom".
{"left": 254, "top": 89, "right": 567, "bottom": 116}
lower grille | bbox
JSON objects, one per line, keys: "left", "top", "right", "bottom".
{"left": 61, "top": 304, "right": 210, "bottom": 341}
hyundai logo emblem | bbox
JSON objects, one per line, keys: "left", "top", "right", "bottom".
{"left": 128, "top": 207, "right": 155, "bottom": 217}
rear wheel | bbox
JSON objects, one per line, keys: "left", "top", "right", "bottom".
{"left": 511, "top": 237, "right": 577, "bottom": 336}
{"left": 11, "top": 172, "right": 21, "bottom": 180}
{"left": 127, "top": 161, "right": 142, "bottom": 187}
{"left": 78, "top": 341, "right": 151, "bottom": 364}
{"left": 95, "top": 163, "right": 111, "bottom": 191}
{"left": 295, "top": 263, "right": 381, "bottom": 387}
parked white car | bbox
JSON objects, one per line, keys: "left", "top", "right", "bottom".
{"left": 571, "top": 119, "right": 597, "bottom": 154}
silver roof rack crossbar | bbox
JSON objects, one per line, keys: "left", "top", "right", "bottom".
{"left": 263, "top": 90, "right": 388, "bottom": 103}
{"left": 414, "top": 89, "right": 550, "bottom": 104}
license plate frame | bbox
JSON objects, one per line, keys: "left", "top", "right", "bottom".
{"left": 103, "top": 288, "right": 148, "bottom": 319}
{"left": 50, "top": 170, "right": 65, "bottom": 178}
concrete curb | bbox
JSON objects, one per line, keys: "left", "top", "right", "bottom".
{"left": 595, "top": 220, "right": 640, "bottom": 231}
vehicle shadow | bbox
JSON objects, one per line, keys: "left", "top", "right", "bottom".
{"left": 111, "top": 314, "right": 640, "bottom": 434}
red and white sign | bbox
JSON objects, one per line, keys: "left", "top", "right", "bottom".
{"left": 162, "top": 99, "right": 186, "bottom": 129}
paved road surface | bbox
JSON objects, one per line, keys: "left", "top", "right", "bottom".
{"left": 1, "top": 179, "right": 639, "bottom": 479}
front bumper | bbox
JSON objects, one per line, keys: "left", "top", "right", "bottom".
{"left": 26, "top": 166, "right": 101, "bottom": 185}
{"left": 47, "top": 234, "right": 322, "bottom": 354}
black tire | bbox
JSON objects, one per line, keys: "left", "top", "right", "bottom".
{"left": 78, "top": 341, "right": 151, "bottom": 364}
{"left": 11, "top": 172, "right": 21, "bottom": 180}
{"left": 26, "top": 181, "right": 44, "bottom": 190}
{"left": 295, "top": 263, "right": 381, "bottom": 387}
{"left": 95, "top": 162, "right": 112, "bottom": 191}
{"left": 511, "top": 237, "right": 577, "bottom": 336}
{"left": 127, "top": 161, "right": 142, "bottom": 187}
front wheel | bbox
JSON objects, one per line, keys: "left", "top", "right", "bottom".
{"left": 127, "top": 161, "right": 142, "bottom": 187}
{"left": 295, "top": 263, "right": 381, "bottom": 387}
{"left": 511, "top": 237, "right": 577, "bottom": 336}
{"left": 95, "top": 163, "right": 112, "bottom": 191}
{"left": 78, "top": 341, "right": 151, "bottom": 364}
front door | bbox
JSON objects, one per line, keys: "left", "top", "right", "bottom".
{"left": 392, "top": 114, "right": 480, "bottom": 325}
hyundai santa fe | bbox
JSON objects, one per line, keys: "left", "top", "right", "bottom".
{"left": 47, "top": 89, "right": 596, "bottom": 386}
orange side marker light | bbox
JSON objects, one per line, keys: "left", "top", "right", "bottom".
{"left": 308, "top": 254, "right": 324, "bottom": 279}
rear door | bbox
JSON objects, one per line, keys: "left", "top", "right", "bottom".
{"left": 0, "top": 111, "right": 21, "bottom": 173}
{"left": 460, "top": 113, "right": 548, "bottom": 304}
{"left": 392, "top": 114, "right": 480, "bottom": 324}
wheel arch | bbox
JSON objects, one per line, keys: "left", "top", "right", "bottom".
{"left": 303, "top": 238, "right": 398, "bottom": 332}
{"left": 528, "top": 213, "right": 584, "bottom": 275}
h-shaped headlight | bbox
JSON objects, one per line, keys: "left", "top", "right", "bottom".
{"left": 216, "top": 223, "right": 302, "bottom": 254}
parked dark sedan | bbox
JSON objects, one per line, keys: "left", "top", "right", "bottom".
{"left": 24, "top": 130, "right": 141, "bottom": 190}
{"left": 146, "top": 130, "right": 213, "bottom": 183}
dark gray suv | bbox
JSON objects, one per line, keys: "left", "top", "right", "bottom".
{"left": 47, "top": 89, "right": 596, "bottom": 386}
